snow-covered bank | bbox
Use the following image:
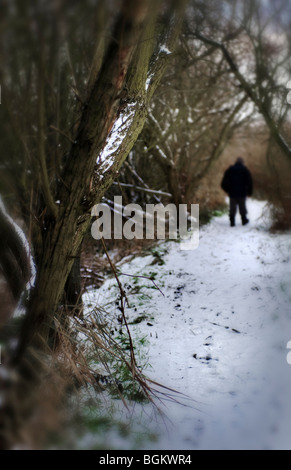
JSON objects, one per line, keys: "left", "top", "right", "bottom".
{"left": 83, "top": 199, "right": 291, "bottom": 450}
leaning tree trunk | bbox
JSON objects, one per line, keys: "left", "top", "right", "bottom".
{"left": 16, "top": 0, "right": 187, "bottom": 359}
{"left": 16, "top": 0, "right": 153, "bottom": 357}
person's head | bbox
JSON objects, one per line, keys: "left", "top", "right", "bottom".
{"left": 236, "top": 157, "right": 244, "bottom": 165}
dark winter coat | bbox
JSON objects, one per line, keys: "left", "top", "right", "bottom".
{"left": 221, "top": 162, "right": 253, "bottom": 198}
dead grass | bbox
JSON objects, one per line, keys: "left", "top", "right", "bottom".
{"left": 0, "top": 289, "right": 175, "bottom": 449}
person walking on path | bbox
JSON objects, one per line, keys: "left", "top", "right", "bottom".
{"left": 221, "top": 157, "right": 253, "bottom": 227}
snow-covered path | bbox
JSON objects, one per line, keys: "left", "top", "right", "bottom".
{"left": 84, "top": 199, "right": 291, "bottom": 450}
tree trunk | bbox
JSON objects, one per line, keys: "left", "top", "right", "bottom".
{"left": 16, "top": 0, "right": 187, "bottom": 360}
{"left": 64, "top": 255, "right": 83, "bottom": 316}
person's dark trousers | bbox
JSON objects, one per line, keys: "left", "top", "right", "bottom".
{"left": 229, "top": 197, "right": 248, "bottom": 226}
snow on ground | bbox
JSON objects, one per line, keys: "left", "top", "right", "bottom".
{"left": 83, "top": 199, "right": 291, "bottom": 450}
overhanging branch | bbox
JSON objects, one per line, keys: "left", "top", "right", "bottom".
{"left": 195, "top": 31, "right": 291, "bottom": 160}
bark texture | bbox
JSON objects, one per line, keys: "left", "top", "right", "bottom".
{"left": 17, "top": 0, "right": 187, "bottom": 357}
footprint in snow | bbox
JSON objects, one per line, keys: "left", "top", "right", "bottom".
{"left": 204, "top": 335, "right": 213, "bottom": 346}
{"left": 174, "top": 285, "right": 185, "bottom": 300}
{"left": 192, "top": 353, "right": 218, "bottom": 365}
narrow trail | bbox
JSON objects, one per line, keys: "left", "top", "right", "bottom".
{"left": 84, "top": 199, "right": 291, "bottom": 450}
